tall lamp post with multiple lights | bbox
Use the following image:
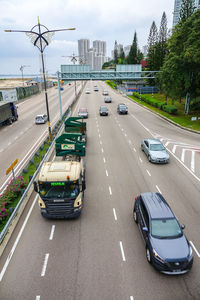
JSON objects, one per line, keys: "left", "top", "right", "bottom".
{"left": 5, "top": 18, "right": 75, "bottom": 141}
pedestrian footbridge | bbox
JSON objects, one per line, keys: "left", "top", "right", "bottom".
{"left": 58, "top": 64, "right": 159, "bottom": 81}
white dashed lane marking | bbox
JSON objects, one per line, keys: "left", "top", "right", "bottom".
{"left": 119, "top": 241, "right": 126, "bottom": 262}
{"left": 41, "top": 253, "right": 49, "bottom": 277}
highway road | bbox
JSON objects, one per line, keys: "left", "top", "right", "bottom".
{"left": 0, "top": 82, "right": 82, "bottom": 193}
{"left": 0, "top": 81, "right": 200, "bottom": 300}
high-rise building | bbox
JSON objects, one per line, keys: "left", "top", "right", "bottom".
{"left": 111, "top": 42, "right": 123, "bottom": 59}
{"left": 78, "top": 39, "right": 90, "bottom": 63}
{"left": 173, "top": 0, "right": 200, "bottom": 26}
{"left": 93, "top": 40, "right": 106, "bottom": 56}
{"left": 124, "top": 45, "right": 131, "bottom": 57}
{"left": 78, "top": 39, "right": 108, "bottom": 70}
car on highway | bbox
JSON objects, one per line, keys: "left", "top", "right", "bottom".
{"left": 94, "top": 86, "right": 99, "bottom": 91}
{"left": 117, "top": 103, "right": 128, "bottom": 114}
{"left": 85, "top": 89, "right": 90, "bottom": 94}
{"left": 102, "top": 90, "right": 109, "bottom": 96}
{"left": 104, "top": 96, "right": 112, "bottom": 103}
{"left": 78, "top": 108, "right": 88, "bottom": 118}
{"left": 35, "top": 114, "right": 48, "bottom": 124}
{"left": 141, "top": 138, "right": 170, "bottom": 163}
{"left": 99, "top": 106, "right": 108, "bottom": 116}
{"left": 133, "top": 192, "right": 193, "bottom": 275}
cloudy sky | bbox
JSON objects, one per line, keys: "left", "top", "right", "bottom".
{"left": 0, "top": 0, "right": 175, "bottom": 75}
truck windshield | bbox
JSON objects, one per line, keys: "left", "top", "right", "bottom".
{"left": 39, "top": 182, "right": 79, "bottom": 199}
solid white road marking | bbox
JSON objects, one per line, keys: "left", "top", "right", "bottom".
{"left": 172, "top": 145, "right": 177, "bottom": 154}
{"left": 109, "top": 186, "right": 112, "bottom": 195}
{"left": 36, "top": 296, "right": 40, "bottom": 300}
{"left": 139, "top": 157, "right": 143, "bottom": 163}
{"left": 156, "top": 185, "right": 162, "bottom": 194}
{"left": 52, "top": 155, "right": 56, "bottom": 161}
{"left": 113, "top": 208, "right": 117, "bottom": 221}
{"left": 190, "top": 241, "right": 200, "bottom": 258}
{"left": 106, "top": 170, "right": 108, "bottom": 176}
{"left": 191, "top": 151, "right": 195, "bottom": 172}
{"left": 119, "top": 241, "right": 126, "bottom": 262}
{"left": 0, "top": 195, "right": 38, "bottom": 281}
{"left": 41, "top": 253, "right": 49, "bottom": 277}
{"left": 49, "top": 225, "right": 55, "bottom": 240}
{"left": 165, "top": 141, "right": 169, "bottom": 147}
{"left": 146, "top": 170, "right": 151, "bottom": 176}
{"left": 130, "top": 297, "right": 134, "bottom": 300}
{"left": 181, "top": 149, "right": 186, "bottom": 162}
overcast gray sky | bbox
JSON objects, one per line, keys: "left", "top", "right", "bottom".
{"left": 0, "top": 0, "right": 175, "bottom": 75}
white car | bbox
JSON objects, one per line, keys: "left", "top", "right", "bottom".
{"left": 85, "top": 89, "right": 90, "bottom": 94}
{"left": 35, "top": 114, "right": 48, "bottom": 124}
{"left": 102, "top": 90, "right": 109, "bottom": 96}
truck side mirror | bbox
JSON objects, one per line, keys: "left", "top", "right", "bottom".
{"left": 34, "top": 181, "right": 38, "bottom": 193}
{"left": 82, "top": 180, "right": 86, "bottom": 191}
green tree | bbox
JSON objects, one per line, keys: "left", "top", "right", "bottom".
{"left": 147, "top": 21, "right": 159, "bottom": 71}
{"left": 158, "top": 10, "right": 200, "bottom": 113}
{"left": 127, "top": 31, "right": 138, "bottom": 64}
{"left": 179, "top": 0, "right": 196, "bottom": 23}
{"left": 158, "top": 12, "right": 168, "bottom": 67}
{"left": 114, "top": 40, "right": 118, "bottom": 64}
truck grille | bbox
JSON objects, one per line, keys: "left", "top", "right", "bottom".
{"left": 46, "top": 201, "right": 74, "bottom": 216}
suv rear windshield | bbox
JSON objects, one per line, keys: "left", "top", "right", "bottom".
{"left": 151, "top": 218, "right": 182, "bottom": 239}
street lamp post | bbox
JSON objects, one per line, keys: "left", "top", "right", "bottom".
{"left": 20, "top": 65, "right": 30, "bottom": 86}
{"left": 5, "top": 18, "right": 75, "bottom": 141}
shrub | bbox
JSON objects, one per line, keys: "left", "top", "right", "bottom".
{"left": 131, "top": 92, "right": 178, "bottom": 114}
{"left": 0, "top": 176, "right": 27, "bottom": 223}
{"left": 162, "top": 105, "right": 178, "bottom": 114}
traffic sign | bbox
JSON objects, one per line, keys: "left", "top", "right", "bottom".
{"left": 6, "top": 159, "right": 18, "bottom": 175}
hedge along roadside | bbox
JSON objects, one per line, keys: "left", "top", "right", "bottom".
{"left": 0, "top": 82, "right": 85, "bottom": 252}
{"left": 132, "top": 92, "right": 178, "bottom": 114}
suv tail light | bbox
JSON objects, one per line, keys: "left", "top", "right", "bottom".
{"left": 134, "top": 196, "right": 138, "bottom": 201}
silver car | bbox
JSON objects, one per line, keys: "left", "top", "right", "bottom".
{"left": 35, "top": 114, "right": 48, "bottom": 124}
{"left": 141, "top": 138, "right": 170, "bottom": 163}
{"left": 104, "top": 96, "right": 112, "bottom": 103}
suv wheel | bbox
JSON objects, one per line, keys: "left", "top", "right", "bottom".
{"left": 148, "top": 155, "right": 151, "bottom": 162}
{"left": 133, "top": 208, "right": 138, "bottom": 223}
{"left": 146, "top": 247, "right": 151, "bottom": 263}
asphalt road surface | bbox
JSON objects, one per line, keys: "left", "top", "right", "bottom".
{"left": 0, "top": 82, "right": 81, "bottom": 193}
{"left": 0, "top": 81, "right": 200, "bottom": 300}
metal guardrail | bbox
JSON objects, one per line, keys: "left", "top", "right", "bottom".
{"left": 0, "top": 83, "right": 84, "bottom": 245}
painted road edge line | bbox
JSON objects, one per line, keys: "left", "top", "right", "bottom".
{"left": 0, "top": 195, "right": 38, "bottom": 281}
{"left": 41, "top": 253, "right": 49, "bottom": 277}
{"left": 119, "top": 241, "right": 126, "bottom": 262}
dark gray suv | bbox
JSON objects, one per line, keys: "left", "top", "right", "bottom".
{"left": 133, "top": 192, "right": 193, "bottom": 274}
